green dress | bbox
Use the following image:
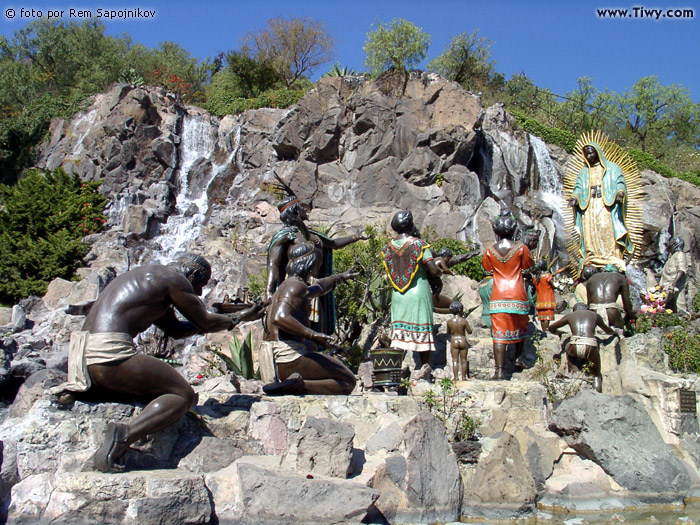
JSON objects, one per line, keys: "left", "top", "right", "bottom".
{"left": 382, "top": 237, "right": 435, "bottom": 353}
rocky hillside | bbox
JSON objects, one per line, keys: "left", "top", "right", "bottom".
{"left": 0, "top": 72, "right": 699, "bottom": 522}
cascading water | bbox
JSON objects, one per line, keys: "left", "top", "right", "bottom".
{"left": 71, "top": 109, "right": 98, "bottom": 156}
{"left": 529, "top": 134, "right": 566, "bottom": 259}
{"left": 151, "top": 115, "right": 239, "bottom": 264}
{"left": 530, "top": 134, "right": 562, "bottom": 210}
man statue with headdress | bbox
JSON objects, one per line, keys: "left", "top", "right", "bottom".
{"left": 51, "top": 254, "right": 262, "bottom": 472}
{"left": 266, "top": 175, "right": 367, "bottom": 335}
{"left": 568, "top": 142, "right": 633, "bottom": 271}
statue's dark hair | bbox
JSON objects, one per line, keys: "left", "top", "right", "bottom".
{"left": 492, "top": 211, "right": 517, "bottom": 240}
{"left": 534, "top": 259, "right": 547, "bottom": 273}
{"left": 581, "top": 265, "right": 598, "bottom": 280}
{"left": 175, "top": 253, "right": 211, "bottom": 288}
{"left": 279, "top": 198, "right": 302, "bottom": 226}
{"left": 286, "top": 242, "right": 318, "bottom": 278}
{"left": 669, "top": 236, "right": 685, "bottom": 252}
{"left": 391, "top": 210, "right": 414, "bottom": 234}
{"left": 573, "top": 302, "right": 588, "bottom": 312}
{"left": 449, "top": 301, "right": 463, "bottom": 314}
{"left": 437, "top": 248, "right": 453, "bottom": 259}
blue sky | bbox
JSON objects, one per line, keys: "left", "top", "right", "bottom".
{"left": 2, "top": 0, "right": 699, "bottom": 101}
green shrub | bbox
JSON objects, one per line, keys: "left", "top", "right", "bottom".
{"left": 333, "top": 226, "right": 393, "bottom": 342}
{"left": 627, "top": 149, "right": 700, "bottom": 188}
{"left": 0, "top": 168, "right": 105, "bottom": 304}
{"left": 422, "top": 230, "right": 484, "bottom": 281}
{"left": 509, "top": 110, "right": 577, "bottom": 153}
{"left": 204, "top": 85, "right": 311, "bottom": 117}
{"left": 664, "top": 329, "right": 700, "bottom": 374}
{"left": 635, "top": 312, "right": 688, "bottom": 334}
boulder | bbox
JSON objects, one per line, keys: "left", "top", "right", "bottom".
{"left": 370, "top": 410, "right": 462, "bottom": 524}
{"left": 548, "top": 389, "right": 692, "bottom": 495}
{"left": 207, "top": 458, "right": 379, "bottom": 524}
{"left": 461, "top": 432, "right": 538, "bottom": 518}
{"left": 296, "top": 416, "right": 355, "bottom": 478}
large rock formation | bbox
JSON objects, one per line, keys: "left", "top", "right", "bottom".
{"left": 0, "top": 72, "right": 699, "bottom": 521}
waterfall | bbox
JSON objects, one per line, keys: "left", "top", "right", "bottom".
{"left": 71, "top": 109, "right": 98, "bottom": 155}
{"left": 529, "top": 134, "right": 562, "bottom": 206}
{"left": 529, "top": 134, "right": 566, "bottom": 259}
{"left": 152, "top": 115, "right": 239, "bottom": 264}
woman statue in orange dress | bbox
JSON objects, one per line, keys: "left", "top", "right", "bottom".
{"left": 533, "top": 260, "right": 557, "bottom": 332}
{"left": 481, "top": 212, "right": 534, "bottom": 380}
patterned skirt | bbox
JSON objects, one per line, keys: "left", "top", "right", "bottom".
{"left": 536, "top": 301, "right": 556, "bottom": 321}
{"left": 390, "top": 274, "right": 435, "bottom": 353}
{"left": 490, "top": 299, "right": 529, "bottom": 344}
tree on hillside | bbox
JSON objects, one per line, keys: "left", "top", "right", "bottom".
{"left": 223, "top": 50, "right": 282, "bottom": 98}
{"left": 124, "top": 41, "right": 213, "bottom": 102}
{"left": 552, "top": 77, "right": 615, "bottom": 136}
{"left": 1, "top": 18, "right": 130, "bottom": 105}
{"left": 427, "top": 30, "right": 503, "bottom": 94}
{"left": 363, "top": 18, "right": 430, "bottom": 76}
{"left": 613, "top": 75, "right": 698, "bottom": 153}
{"left": 0, "top": 168, "right": 106, "bottom": 304}
{"left": 242, "top": 17, "right": 335, "bottom": 88}
{"left": 0, "top": 19, "right": 134, "bottom": 181}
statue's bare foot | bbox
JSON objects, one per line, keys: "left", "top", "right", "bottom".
{"left": 51, "top": 390, "right": 76, "bottom": 407}
{"left": 94, "top": 422, "right": 130, "bottom": 473}
{"left": 491, "top": 368, "right": 505, "bottom": 380}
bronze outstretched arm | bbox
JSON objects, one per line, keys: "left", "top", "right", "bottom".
{"left": 168, "top": 277, "right": 236, "bottom": 333}
{"left": 307, "top": 269, "right": 359, "bottom": 298}
{"left": 155, "top": 307, "right": 203, "bottom": 338}
{"left": 325, "top": 232, "right": 368, "bottom": 250}
{"left": 447, "top": 251, "right": 479, "bottom": 268}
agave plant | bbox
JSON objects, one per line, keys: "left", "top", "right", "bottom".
{"left": 323, "top": 63, "right": 358, "bottom": 77}
{"left": 205, "top": 331, "right": 257, "bottom": 379}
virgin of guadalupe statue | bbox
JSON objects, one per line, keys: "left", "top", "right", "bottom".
{"left": 563, "top": 131, "right": 643, "bottom": 276}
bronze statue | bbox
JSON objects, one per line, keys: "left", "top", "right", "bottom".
{"left": 51, "top": 254, "right": 262, "bottom": 472}
{"left": 266, "top": 176, "right": 366, "bottom": 335}
{"left": 564, "top": 132, "right": 642, "bottom": 275}
{"left": 549, "top": 303, "right": 619, "bottom": 392}
{"left": 446, "top": 301, "right": 472, "bottom": 381}
{"left": 533, "top": 259, "right": 566, "bottom": 332}
{"left": 583, "top": 265, "right": 636, "bottom": 329}
{"left": 481, "top": 211, "right": 534, "bottom": 379}
{"left": 261, "top": 242, "right": 357, "bottom": 395}
{"left": 659, "top": 237, "right": 689, "bottom": 314}
{"left": 382, "top": 211, "right": 442, "bottom": 370}
{"left": 430, "top": 247, "right": 479, "bottom": 311}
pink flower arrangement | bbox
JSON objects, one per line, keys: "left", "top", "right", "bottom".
{"left": 640, "top": 285, "right": 672, "bottom": 314}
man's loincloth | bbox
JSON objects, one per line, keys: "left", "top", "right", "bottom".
{"left": 589, "top": 302, "right": 621, "bottom": 319}
{"left": 565, "top": 335, "right": 598, "bottom": 359}
{"left": 258, "top": 339, "right": 309, "bottom": 383}
{"left": 50, "top": 331, "right": 137, "bottom": 394}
